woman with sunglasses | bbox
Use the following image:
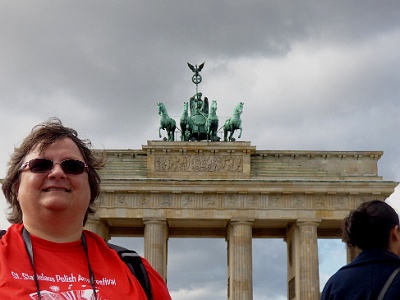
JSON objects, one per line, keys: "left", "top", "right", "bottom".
{"left": 0, "top": 118, "right": 171, "bottom": 299}
{"left": 321, "top": 200, "right": 400, "bottom": 299}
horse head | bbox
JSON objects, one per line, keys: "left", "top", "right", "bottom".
{"left": 235, "top": 102, "right": 244, "bottom": 115}
{"left": 210, "top": 100, "right": 217, "bottom": 113}
{"left": 157, "top": 102, "right": 166, "bottom": 116}
{"left": 183, "top": 102, "right": 189, "bottom": 114}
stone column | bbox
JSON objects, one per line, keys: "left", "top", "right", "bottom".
{"left": 296, "top": 219, "right": 320, "bottom": 300}
{"left": 228, "top": 218, "right": 254, "bottom": 300}
{"left": 143, "top": 218, "right": 168, "bottom": 281}
{"left": 346, "top": 245, "right": 361, "bottom": 263}
{"left": 84, "top": 216, "right": 109, "bottom": 240}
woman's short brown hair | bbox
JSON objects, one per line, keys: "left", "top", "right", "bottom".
{"left": 1, "top": 117, "right": 106, "bottom": 225}
{"left": 342, "top": 200, "right": 399, "bottom": 250}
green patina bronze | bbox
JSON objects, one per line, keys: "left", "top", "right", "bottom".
{"left": 157, "top": 102, "right": 176, "bottom": 141}
{"left": 223, "top": 102, "right": 243, "bottom": 142}
{"left": 157, "top": 63, "right": 243, "bottom": 142}
{"left": 206, "top": 100, "right": 219, "bottom": 142}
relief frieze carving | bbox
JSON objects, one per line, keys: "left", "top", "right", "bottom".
{"left": 313, "top": 196, "right": 325, "bottom": 208}
{"left": 160, "top": 194, "right": 173, "bottom": 207}
{"left": 291, "top": 195, "right": 305, "bottom": 208}
{"left": 225, "top": 194, "right": 239, "bottom": 208}
{"left": 334, "top": 196, "right": 346, "bottom": 208}
{"left": 268, "top": 194, "right": 283, "bottom": 208}
{"left": 99, "top": 191, "right": 373, "bottom": 211}
{"left": 245, "top": 195, "right": 260, "bottom": 208}
{"left": 182, "top": 195, "right": 195, "bottom": 208}
{"left": 116, "top": 195, "right": 127, "bottom": 206}
{"left": 154, "top": 155, "right": 243, "bottom": 172}
{"left": 202, "top": 195, "right": 216, "bottom": 207}
{"left": 138, "top": 194, "right": 150, "bottom": 206}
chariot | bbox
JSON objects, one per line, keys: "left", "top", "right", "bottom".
{"left": 180, "top": 93, "right": 218, "bottom": 141}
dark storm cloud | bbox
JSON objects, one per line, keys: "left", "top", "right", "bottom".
{"left": 2, "top": 1, "right": 398, "bottom": 146}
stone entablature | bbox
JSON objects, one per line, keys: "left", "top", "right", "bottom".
{"left": 97, "top": 141, "right": 395, "bottom": 235}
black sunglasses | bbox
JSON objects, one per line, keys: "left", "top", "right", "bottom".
{"left": 19, "top": 158, "right": 88, "bottom": 175}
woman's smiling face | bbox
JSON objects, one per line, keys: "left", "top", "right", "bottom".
{"left": 17, "top": 138, "right": 91, "bottom": 226}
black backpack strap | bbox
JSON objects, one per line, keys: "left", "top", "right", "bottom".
{"left": 107, "top": 243, "right": 152, "bottom": 300}
{"left": 377, "top": 265, "right": 400, "bottom": 300}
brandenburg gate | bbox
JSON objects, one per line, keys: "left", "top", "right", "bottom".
{"left": 85, "top": 140, "right": 397, "bottom": 300}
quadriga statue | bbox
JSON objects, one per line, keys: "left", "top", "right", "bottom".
{"left": 223, "top": 102, "right": 243, "bottom": 142}
{"left": 157, "top": 102, "right": 176, "bottom": 141}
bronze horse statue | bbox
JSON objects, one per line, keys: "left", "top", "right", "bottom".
{"left": 158, "top": 102, "right": 176, "bottom": 141}
{"left": 180, "top": 101, "right": 193, "bottom": 141}
{"left": 223, "top": 102, "right": 243, "bottom": 141}
{"left": 206, "top": 100, "right": 219, "bottom": 141}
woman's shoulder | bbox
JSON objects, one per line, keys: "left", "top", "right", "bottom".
{"left": 0, "top": 224, "right": 23, "bottom": 243}
{"left": 82, "top": 229, "right": 111, "bottom": 248}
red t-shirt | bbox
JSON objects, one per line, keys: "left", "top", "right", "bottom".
{"left": 0, "top": 224, "right": 171, "bottom": 300}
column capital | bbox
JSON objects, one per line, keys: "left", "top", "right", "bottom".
{"left": 143, "top": 218, "right": 167, "bottom": 225}
{"left": 296, "top": 218, "right": 321, "bottom": 226}
{"left": 230, "top": 217, "right": 255, "bottom": 225}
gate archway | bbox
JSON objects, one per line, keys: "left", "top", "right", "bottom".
{"left": 85, "top": 141, "right": 397, "bottom": 300}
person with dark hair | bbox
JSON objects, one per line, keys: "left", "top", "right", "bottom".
{"left": 0, "top": 118, "right": 171, "bottom": 299}
{"left": 321, "top": 200, "right": 400, "bottom": 299}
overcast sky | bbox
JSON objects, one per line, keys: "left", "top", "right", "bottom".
{"left": 1, "top": 1, "right": 400, "bottom": 299}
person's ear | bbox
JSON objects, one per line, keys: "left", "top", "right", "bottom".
{"left": 391, "top": 225, "right": 400, "bottom": 242}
